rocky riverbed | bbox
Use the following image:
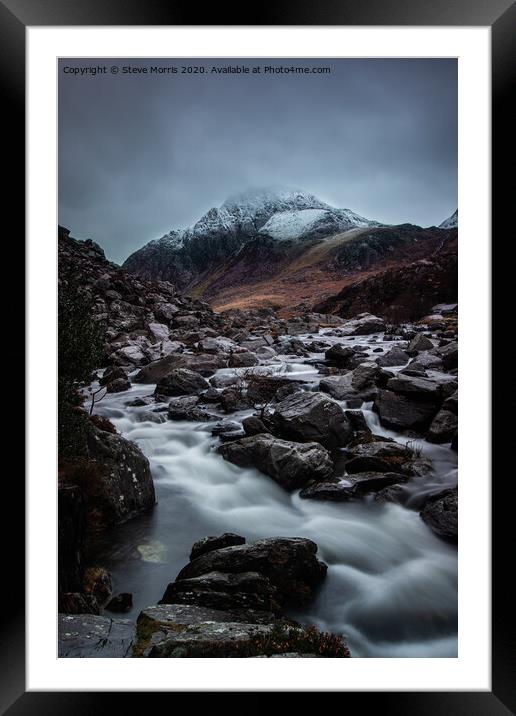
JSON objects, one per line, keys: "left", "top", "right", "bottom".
{"left": 58, "top": 302, "right": 458, "bottom": 658}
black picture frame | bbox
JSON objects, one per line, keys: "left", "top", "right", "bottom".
{"left": 3, "top": 0, "right": 512, "bottom": 710}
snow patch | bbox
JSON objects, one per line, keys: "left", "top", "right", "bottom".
{"left": 259, "top": 209, "right": 330, "bottom": 240}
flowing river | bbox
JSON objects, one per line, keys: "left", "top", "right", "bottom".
{"left": 88, "top": 329, "right": 458, "bottom": 658}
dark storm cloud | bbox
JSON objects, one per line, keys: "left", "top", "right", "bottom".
{"left": 58, "top": 58, "right": 457, "bottom": 264}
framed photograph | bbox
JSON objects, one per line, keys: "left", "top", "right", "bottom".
{"left": 4, "top": 0, "right": 511, "bottom": 708}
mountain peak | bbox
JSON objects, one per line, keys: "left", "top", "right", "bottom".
{"left": 439, "top": 209, "right": 458, "bottom": 229}
{"left": 221, "top": 186, "right": 330, "bottom": 213}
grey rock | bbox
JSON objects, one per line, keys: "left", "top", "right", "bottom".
{"left": 176, "top": 537, "right": 327, "bottom": 607}
{"left": 160, "top": 570, "right": 280, "bottom": 613}
{"left": 58, "top": 614, "right": 134, "bottom": 658}
{"left": 408, "top": 334, "right": 435, "bottom": 352}
{"left": 219, "top": 434, "right": 333, "bottom": 490}
{"left": 374, "top": 389, "right": 439, "bottom": 432}
{"left": 154, "top": 368, "right": 209, "bottom": 397}
{"left": 420, "top": 487, "right": 458, "bottom": 542}
{"left": 272, "top": 391, "right": 352, "bottom": 448}
{"left": 375, "top": 345, "right": 409, "bottom": 367}
{"left": 86, "top": 425, "right": 156, "bottom": 526}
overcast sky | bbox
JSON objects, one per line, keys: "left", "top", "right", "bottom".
{"left": 58, "top": 58, "right": 457, "bottom": 264}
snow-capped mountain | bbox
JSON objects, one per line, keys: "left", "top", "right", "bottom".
{"left": 151, "top": 187, "right": 377, "bottom": 247}
{"left": 123, "top": 187, "right": 379, "bottom": 286}
{"left": 439, "top": 209, "right": 458, "bottom": 229}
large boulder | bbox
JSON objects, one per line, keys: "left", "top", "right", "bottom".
{"left": 374, "top": 389, "right": 439, "bottom": 432}
{"left": 385, "top": 374, "right": 443, "bottom": 401}
{"left": 408, "top": 334, "right": 434, "bottom": 352}
{"left": 340, "top": 313, "right": 386, "bottom": 336}
{"left": 271, "top": 391, "right": 352, "bottom": 448}
{"left": 324, "top": 344, "right": 355, "bottom": 367}
{"left": 86, "top": 425, "right": 156, "bottom": 526}
{"left": 154, "top": 368, "right": 209, "bottom": 397}
{"left": 345, "top": 440, "right": 421, "bottom": 474}
{"left": 167, "top": 395, "right": 216, "bottom": 422}
{"left": 420, "top": 487, "right": 458, "bottom": 542}
{"left": 375, "top": 345, "right": 409, "bottom": 367}
{"left": 135, "top": 353, "right": 227, "bottom": 383}
{"left": 159, "top": 570, "right": 281, "bottom": 613}
{"left": 134, "top": 604, "right": 347, "bottom": 658}
{"left": 110, "top": 344, "right": 148, "bottom": 367}
{"left": 319, "top": 362, "right": 379, "bottom": 402}
{"left": 176, "top": 537, "right": 327, "bottom": 607}
{"left": 219, "top": 434, "right": 333, "bottom": 491}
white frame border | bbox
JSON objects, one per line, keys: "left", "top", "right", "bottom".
{"left": 27, "top": 26, "right": 490, "bottom": 691}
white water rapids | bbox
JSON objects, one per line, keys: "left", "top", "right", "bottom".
{"left": 88, "top": 330, "right": 458, "bottom": 657}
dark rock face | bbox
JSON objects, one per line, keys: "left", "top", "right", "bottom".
{"left": 58, "top": 484, "right": 87, "bottom": 593}
{"left": 86, "top": 424, "right": 156, "bottom": 526}
{"left": 314, "top": 231, "right": 457, "bottom": 322}
{"left": 58, "top": 614, "right": 135, "bottom": 658}
{"left": 154, "top": 368, "right": 209, "bottom": 397}
{"left": 160, "top": 570, "right": 281, "bottom": 613}
{"left": 190, "top": 533, "right": 246, "bottom": 561}
{"left": 374, "top": 388, "right": 439, "bottom": 432}
{"left": 176, "top": 537, "right": 328, "bottom": 607}
{"left": 58, "top": 227, "right": 223, "bottom": 367}
{"left": 58, "top": 592, "right": 100, "bottom": 615}
{"left": 271, "top": 391, "right": 352, "bottom": 448}
{"left": 420, "top": 487, "right": 458, "bottom": 542}
{"left": 219, "top": 434, "right": 333, "bottom": 491}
